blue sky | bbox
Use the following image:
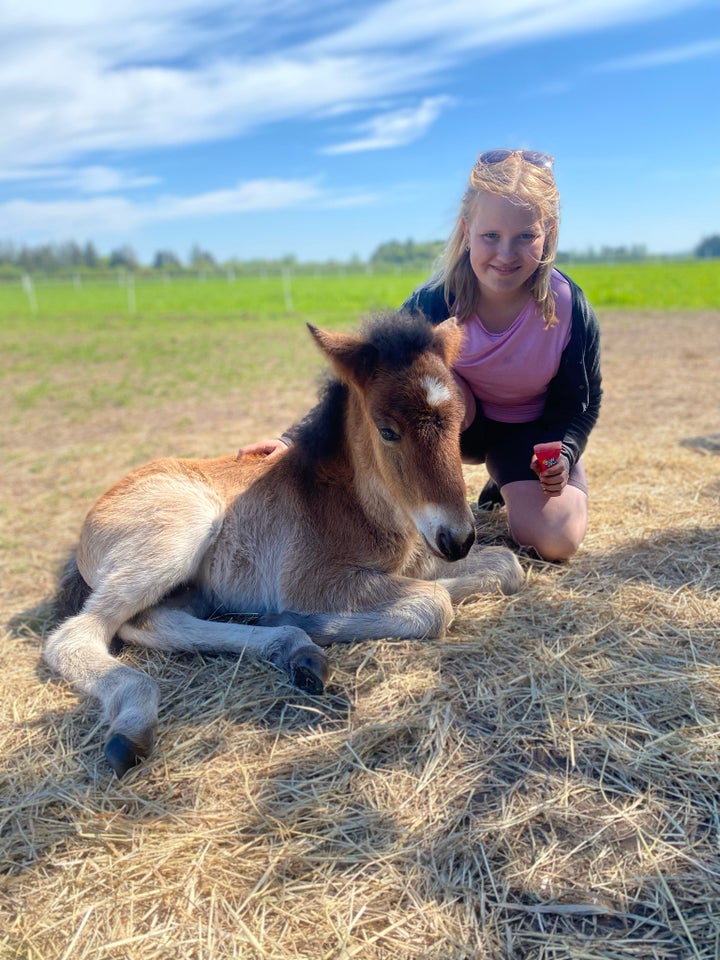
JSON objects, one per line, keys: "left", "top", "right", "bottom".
{"left": 1, "top": 0, "right": 719, "bottom": 264}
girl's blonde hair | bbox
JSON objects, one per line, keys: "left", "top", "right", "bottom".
{"left": 431, "top": 151, "right": 560, "bottom": 327}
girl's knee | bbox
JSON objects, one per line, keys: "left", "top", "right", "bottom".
{"left": 509, "top": 518, "right": 585, "bottom": 562}
{"left": 531, "top": 529, "right": 581, "bottom": 562}
{"left": 504, "top": 482, "right": 587, "bottom": 562}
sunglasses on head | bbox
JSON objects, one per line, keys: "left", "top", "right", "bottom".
{"left": 475, "top": 149, "right": 554, "bottom": 170}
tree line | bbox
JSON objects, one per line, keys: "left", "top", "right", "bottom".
{"left": 1, "top": 235, "right": 718, "bottom": 279}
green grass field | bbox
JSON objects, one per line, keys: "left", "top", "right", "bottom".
{"left": 0, "top": 271, "right": 429, "bottom": 323}
{"left": 0, "top": 259, "right": 718, "bottom": 323}
{"left": 1, "top": 259, "right": 717, "bottom": 424}
{"left": 561, "top": 259, "right": 719, "bottom": 308}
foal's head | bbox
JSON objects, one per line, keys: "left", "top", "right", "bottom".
{"left": 309, "top": 311, "right": 475, "bottom": 562}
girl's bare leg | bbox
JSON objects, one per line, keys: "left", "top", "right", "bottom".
{"left": 502, "top": 472, "right": 588, "bottom": 561}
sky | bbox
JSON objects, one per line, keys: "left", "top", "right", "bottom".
{"left": 1, "top": 0, "right": 719, "bottom": 264}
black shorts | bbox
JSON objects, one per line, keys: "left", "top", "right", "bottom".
{"left": 460, "top": 415, "right": 588, "bottom": 494}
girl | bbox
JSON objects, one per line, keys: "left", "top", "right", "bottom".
{"left": 400, "top": 149, "right": 602, "bottom": 560}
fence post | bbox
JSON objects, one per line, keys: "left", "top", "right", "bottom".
{"left": 126, "top": 274, "right": 136, "bottom": 315}
{"left": 281, "top": 268, "right": 294, "bottom": 312}
{"left": 21, "top": 274, "right": 38, "bottom": 315}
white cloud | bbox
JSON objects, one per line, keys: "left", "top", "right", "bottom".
{"left": 0, "top": 0, "right": 707, "bottom": 169}
{"left": 308, "top": 0, "right": 702, "bottom": 55}
{"left": 0, "top": 179, "right": 326, "bottom": 238}
{"left": 0, "top": 164, "right": 159, "bottom": 193}
{"left": 321, "top": 96, "right": 453, "bottom": 154}
{"left": 0, "top": 166, "right": 68, "bottom": 184}
{"left": 163, "top": 179, "right": 324, "bottom": 216}
{"left": 73, "top": 167, "right": 160, "bottom": 194}
{"left": 594, "top": 37, "right": 720, "bottom": 72}
{"left": 0, "top": 48, "right": 434, "bottom": 167}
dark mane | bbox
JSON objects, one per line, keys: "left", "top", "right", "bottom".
{"left": 362, "top": 309, "right": 435, "bottom": 370}
{"left": 294, "top": 310, "right": 436, "bottom": 464}
{"left": 294, "top": 376, "right": 349, "bottom": 463}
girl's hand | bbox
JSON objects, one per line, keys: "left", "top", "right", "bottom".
{"left": 236, "top": 438, "right": 289, "bottom": 461}
{"left": 530, "top": 447, "right": 569, "bottom": 497}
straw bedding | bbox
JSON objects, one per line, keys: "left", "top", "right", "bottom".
{"left": 1, "top": 310, "right": 719, "bottom": 958}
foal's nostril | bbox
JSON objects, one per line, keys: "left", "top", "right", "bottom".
{"left": 436, "top": 524, "right": 475, "bottom": 561}
{"left": 436, "top": 528, "right": 450, "bottom": 559}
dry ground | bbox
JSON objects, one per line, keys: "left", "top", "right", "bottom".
{"left": 1, "top": 310, "right": 719, "bottom": 959}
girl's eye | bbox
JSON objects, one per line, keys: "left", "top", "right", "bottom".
{"left": 378, "top": 426, "right": 400, "bottom": 443}
{"left": 520, "top": 233, "right": 538, "bottom": 242}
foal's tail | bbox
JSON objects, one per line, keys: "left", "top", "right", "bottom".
{"left": 54, "top": 550, "right": 92, "bottom": 623}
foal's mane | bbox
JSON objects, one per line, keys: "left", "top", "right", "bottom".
{"left": 360, "top": 308, "right": 436, "bottom": 371}
{"left": 295, "top": 309, "right": 437, "bottom": 464}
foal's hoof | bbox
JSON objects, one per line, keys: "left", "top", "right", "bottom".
{"left": 104, "top": 733, "right": 147, "bottom": 778}
{"left": 290, "top": 647, "right": 329, "bottom": 695}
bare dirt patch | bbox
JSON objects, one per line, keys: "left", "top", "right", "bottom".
{"left": 1, "top": 311, "right": 719, "bottom": 959}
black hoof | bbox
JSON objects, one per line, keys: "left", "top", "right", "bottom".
{"left": 104, "top": 733, "right": 146, "bottom": 778}
{"left": 291, "top": 664, "right": 325, "bottom": 695}
{"left": 289, "top": 647, "right": 329, "bottom": 695}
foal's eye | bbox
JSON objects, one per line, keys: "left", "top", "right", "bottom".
{"left": 378, "top": 426, "right": 400, "bottom": 443}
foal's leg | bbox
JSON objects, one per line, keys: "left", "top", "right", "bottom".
{"left": 119, "top": 601, "right": 329, "bottom": 695}
{"left": 259, "top": 574, "right": 455, "bottom": 646}
{"left": 290, "top": 547, "right": 524, "bottom": 645}
{"left": 409, "top": 545, "right": 525, "bottom": 603}
{"left": 44, "top": 478, "right": 226, "bottom": 776}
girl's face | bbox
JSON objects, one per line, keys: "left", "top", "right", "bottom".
{"left": 462, "top": 191, "right": 551, "bottom": 302}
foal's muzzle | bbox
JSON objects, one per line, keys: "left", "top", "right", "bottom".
{"left": 435, "top": 523, "right": 475, "bottom": 562}
{"left": 413, "top": 504, "right": 476, "bottom": 562}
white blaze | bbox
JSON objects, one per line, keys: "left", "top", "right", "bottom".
{"left": 423, "top": 376, "right": 452, "bottom": 407}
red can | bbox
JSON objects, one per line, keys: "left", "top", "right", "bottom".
{"left": 533, "top": 441, "right": 562, "bottom": 473}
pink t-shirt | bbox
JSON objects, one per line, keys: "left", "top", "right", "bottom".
{"left": 453, "top": 270, "right": 573, "bottom": 427}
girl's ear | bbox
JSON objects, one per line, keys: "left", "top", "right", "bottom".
{"left": 460, "top": 217, "right": 470, "bottom": 245}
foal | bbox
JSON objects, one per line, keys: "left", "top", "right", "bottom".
{"left": 45, "top": 311, "right": 523, "bottom": 776}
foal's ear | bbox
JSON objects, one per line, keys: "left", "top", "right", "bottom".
{"left": 307, "top": 324, "right": 378, "bottom": 386}
{"left": 432, "top": 316, "right": 464, "bottom": 367}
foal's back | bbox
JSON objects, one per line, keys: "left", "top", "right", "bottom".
{"left": 78, "top": 448, "right": 373, "bottom": 615}
{"left": 74, "top": 454, "right": 263, "bottom": 592}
